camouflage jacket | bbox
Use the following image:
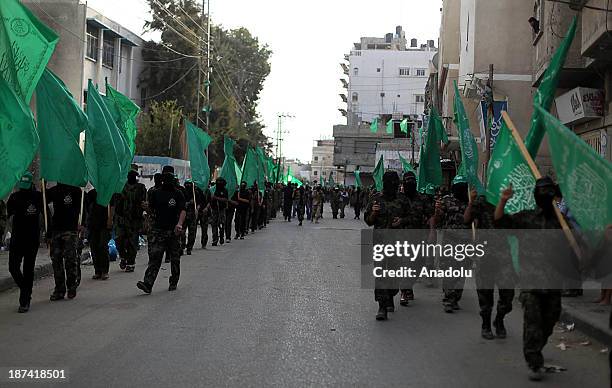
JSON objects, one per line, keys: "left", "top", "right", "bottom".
{"left": 437, "top": 194, "right": 469, "bottom": 230}
{"left": 401, "top": 192, "right": 434, "bottom": 229}
{"left": 364, "top": 193, "right": 407, "bottom": 229}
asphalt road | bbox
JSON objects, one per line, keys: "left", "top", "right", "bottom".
{"left": 0, "top": 208, "right": 608, "bottom": 387}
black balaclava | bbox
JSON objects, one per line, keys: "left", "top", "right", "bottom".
{"left": 403, "top": 172, "right": 417, "bottom": 197}
{"left": 127, "top": 170, "right": 138, "bottom": 185}
{"left": 452, "top": 182, "right": 469, "bottom": 203}
{"left": 153, "top": 173, "right": 162, "bottom": 188}
{"left": 161, "top": 172, "right": 175, "bottom": 189}
{"left": 534, "top": 176, "right": 556, "bottom": 214}
{"left": 382, "top": 171, "right": 400, "bottom": 198}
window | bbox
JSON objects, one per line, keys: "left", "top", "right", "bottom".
{"left": 416, "top": 69, "right": 426, "bottom": 77}
{"left": 354, "top": 140, "right": 376, "bottom": 154}
{"left": 314, "top": 156, "right": 319, "bottom": 161}
{"left": 351, "top": 92, "right": 358, "bottom": 102}
{"left": 314, "top": 171, "right": 318, "bottom": 176}
{"left": 415, "top": 95, "right": 425, "bottom": 103}
{"left": 531, "top": 0, "right": 544, "bottom": 37}
{"left": 376, "top": 68, "right": 381, "bottom": 73}
{"left": 102, "top": 39, "right": 114, "bottom": 68}
{"left": 86, "top": 26, "right": 98, "bottom": 60}
{"left": 399, "top": 67, "right": 410, "bottom": 76}
{"left": 353, "top": 67, "right": 359, "bottom": 76}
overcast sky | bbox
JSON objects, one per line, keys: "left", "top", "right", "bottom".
{"left": 87, "top": 0, "right": 442, "bottom": 162}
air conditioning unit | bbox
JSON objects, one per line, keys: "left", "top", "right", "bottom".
{"left": 569, "top": 0, "right": 587, "bottom": 10}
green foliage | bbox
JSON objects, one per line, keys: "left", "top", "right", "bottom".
{"left": 136, "top": 100, "right": 183, "bottom": 158}
{"left": 140, "top": 0, "right": 272, "bottom": 167}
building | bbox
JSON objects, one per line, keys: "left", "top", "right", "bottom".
{"left": 283, "top": 158, "right": 311, "bottom": 183}
{"left": 335, "top": 26, "right": 437, "bottom": 183}
{"left": 311, "top": 140, "right": 337, "bottom": 185}
{"left": 24, "top": 0, "right": 147, "bottom": 107}
{"left": 531, "top": 0, "right": 611, "bottom": 164}
{"left": 429, "top": 0, "right": 535, "bottom": 184}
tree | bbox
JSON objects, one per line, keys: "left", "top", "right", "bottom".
{"left": 139, "top": 0, "right": 272, "bottom": 168}
{"left": 136, "top": 100, "right": 184, "bottom": 158}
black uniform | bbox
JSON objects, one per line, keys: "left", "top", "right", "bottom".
{"left": 7, "top": 189, "right": 43, "bottom": 308}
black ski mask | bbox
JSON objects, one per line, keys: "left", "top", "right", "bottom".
{"left": 127, "top": 170, "right": 138, "bottom": 185}
{"left": 534, "top": 177, "right": 556, "bottom": 213}
{"left": 452, "top": 183, "right": 469, "bottom": 203}
{"left": 403, "top": 172, "right": 417, "bottom": 196}
{"left": 382, "top": 171, "right": 400, "bottom": 198}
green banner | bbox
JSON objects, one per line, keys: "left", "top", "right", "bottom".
{"left": 186, "top": 120, "right": 212, "bottom": 191}
{"left": 0, "top": 0, "right": 58, "bottom": 103}
{"left": 370, "top": 117, "right": 379, "bottom": 133}
{"left": 103, "top": 82, "right": 140, "bottom": 156}
{"left": 373, "top": 155, "right": 384, "bottom": 192}
{"left": 538, "top": 106, "right": 612, "bottom": 243}
{"left": 0, "top": 74, "right": 38, "bottom": 199}
{"left": 36, "top": 68, "right": 88, "bottom": 187}
{"left": 417, "top": 108, "right": 444, "bottom": 191}
{"left": 219, "top": 135, "right": 237, "bottom": 198}
{"left": 454, "top": 81, "right": 484, "bottom": 193}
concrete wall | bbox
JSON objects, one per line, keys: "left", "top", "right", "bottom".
{"left": 24, "top": 0, "right": 86, "bottom": 104}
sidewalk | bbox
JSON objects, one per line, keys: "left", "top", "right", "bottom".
{"left": 560, "top": 287, "right": 612, "bottom": 346}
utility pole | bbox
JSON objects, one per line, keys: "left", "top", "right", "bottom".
{"left": 275, "top": 113, "right": 294, "bottom": 182}
{"left": 205, "top": 0, "right": 211, "bottom": 131}
{"left": 484, "top": 63, "right": 494, "bottom": 186}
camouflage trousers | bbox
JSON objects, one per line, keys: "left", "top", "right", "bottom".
{"left": 475, "top": 257, "right": 516, "bottom": 318}
{"left": 50, "top": 231, "right": 80, "bottom": 295}
{"left": 181, "top": 215, "right": 198, "bottom": 251}
{"left": 144, "top": 229, "right": 181, "bottom": 288}
{"left": 441, "top": 257, "right": 467, "bottom": 306}
{"left": 211, "top": 210, "right": 226, "bottom": 244}
{"left": 374, "top": 257, "right": 400, "bottom": 307}
{"left": 116, "top": 223, "right": 140, "bottom": 267}
{"left": 198, "top": 211, "right": 209, "bottom": 247}
{"left": 519, "top": 291, "right": 562, "bottom": 369}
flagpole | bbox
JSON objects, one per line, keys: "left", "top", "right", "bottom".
{"left": 41, "top": 178, "right": 48, "bottom": 234}
{"left": 78, "top": 188, "right": 85, "bottom": 227}
{"left": 501, "top": 112, "right": 582, "bottom": 260}
{"left": 192, "top": 182, "right": 197, "bottom": 214}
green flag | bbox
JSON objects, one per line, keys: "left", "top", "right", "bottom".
{"left": 400, "top": 119, "right": 409, "bottom": 135}
{"left": 454, "top": 81, "right": 484, "bottom": 193}
{"left": 370, "top": 117, "right": 379, "bottom": 133}
{"left": 398, "top": 152, "right": 416, "bottom": 175}
{"left": 525, "top": 16, "right": 577, "bottom": 157}
{"left": 537, "top": 105, "right": 612, "bottom": 243}
{"left": 354, "top": 170, "right": 362, "bottom": 188}
{"left": 373, "top": 155, "right": 384, "bottom": 192}
{"left": 0, "top": 0, "right": 59, "bottom": 103}
{"left": 234, "top": 160, "right": 242, "bottom": 184}
{"left": 185, "top": 120, "right": 212, "bottom": 191}
{"left": 417, "top": 108, "right": 444, "bottom": 191}
{"left": 103, "top": 82, "right": 140, "bottom": 155}
{"left": 219, "top": 135, "right": 238, "bottom": 198}
{"left": 327, "top": 172, "right": 335, "bottom": 188}
{"left": 486, "top": 115, "right": 536, "bottom": 214}
{"left": 241, "top": 147, "right": 259, "bottom": 187}
{"left": 386, "top": 119, "right": 394, "bottom": 134}
{"left": 36, "top": 68, "right": 88, "bottom": 187}
{"left": 85, "top": 80, "right": 130, "bottom": 206}
{"left": 290, "top": 175, "right": 303, "bottom": 187}
{"left": 255, "top": 147, "right": 266, "bottom": 193}
{"left": 0, "top": 75, "right": 38, "bottom": 199}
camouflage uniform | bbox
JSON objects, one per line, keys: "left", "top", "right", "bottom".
{"left": 330, "top": 190, "right": 340, "bottom": 219}
{"left": 436, "top": 194, "right": 469, "bottom": 308}
{"left": 225, "top": 193, "right": 237, "bottom": 243}
{"left": 182, "top": 183, "right": 201, "bottom": 253}
{"left": 293, "top": 188, "right": 305, "bottom": 223}
{"left": 364, "top": 192, "right": 407, "bottom": 308}
{"left": 143, "top": 184, "right": 186, "bottom": 289}
{"left": 116, "top": 182, "right": 146, "bottom": 271}
{"left": 496, "top": 208, "right": 565, "bottom": 371}
{"left": 47, "top": 184, "right": 83, "bottom": 298}
{"left": 211, "top": 186, "right": 228, "bottom": 245}
{"left": 470, "top": 196, "right": 516, "bottom": 325}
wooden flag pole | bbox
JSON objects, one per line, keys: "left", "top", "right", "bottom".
{"left": 501, "top": 112, "right": 582, "bottom": 260}
{"left": 41, "top": 178, "right": 48, "bottom": 234}
{"left": 78, "top": 188, "right": 85, "bottom": 227}
{"left": 192, "top": 182, "right": 197, "bottom": 214}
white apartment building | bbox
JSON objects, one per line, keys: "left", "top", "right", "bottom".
{"left": 311, "top": 140, "right": 336, "bottom": 184}
{"left": 344, "top": 26, "right": 437, "bottom": 126}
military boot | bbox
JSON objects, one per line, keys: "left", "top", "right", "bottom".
{"left": 481, "top": 314, "right": 494, "bottom": 340}
{"left": 376, "top": 301, "right": 388, "bottom": 321}
{"left": 493, "top": 314, "right": 507, "bottom": 338}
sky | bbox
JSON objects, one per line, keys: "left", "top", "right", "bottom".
{"left": 86, "top": 0, "right": 443, "bottom": 162}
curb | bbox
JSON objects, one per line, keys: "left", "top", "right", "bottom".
{"left": 0, "top": 262, "right": 55, "bottom": 293}
{"left": 561, "top": 306, "right": 611, "bottom": 346}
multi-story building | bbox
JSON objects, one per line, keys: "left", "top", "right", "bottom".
{"left": 531, "top": 0, "right": 611, "bottom": 164}
{"left": 24, "top": 0, "right": 147, "bottom": 107}
{"left": 430, "top": 0, "right": 534, "bottom": 183}
{"left": 311, "top": 140, "right": 338, "bottom": 185}
{"left": 335, "top": 26, "right": 437, "bottom": 183}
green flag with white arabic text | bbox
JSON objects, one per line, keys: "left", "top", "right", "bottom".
{"left": 0, "top": 0, "right": 58, "bottom": 103}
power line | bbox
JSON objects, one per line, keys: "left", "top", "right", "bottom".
{"left": 143, "top": 63, "right": 197, "bottom": 100}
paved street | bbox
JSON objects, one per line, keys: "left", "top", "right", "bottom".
{"left": 0, "top": 208, "right": 608, "bottom": 387}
